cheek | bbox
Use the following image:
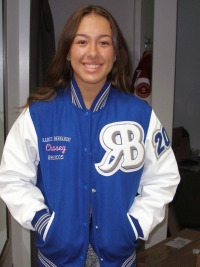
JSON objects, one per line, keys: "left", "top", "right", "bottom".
{"left": 107, "top": 52, "right": 116, "bottom": 67}
{"left": 70, "top": 49, "right": 85, "bottom": 63}
{"left": 105, "top": 49, "right": 115, "bottom": 63}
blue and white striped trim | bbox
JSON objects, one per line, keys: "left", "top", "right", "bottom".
{"left": 34, "top": 212, "right": 51, "bottom": 236}
{"left": 127, "top": 213, "right": 139, "bottom": 240}
{"left": 93, "top": 83, "right": 111, "bottom": 112}
{"left": 70, "top": 81, "right": 111, "bottom": 112}
{"left": 121, "top": 251, "right": 136, "bottom": 267}
{"left": 38, "top": 250, "right": 57, "bottom": 267}
{"left": 43, "top": 212, "right": 55, "bottom": 241}
{"left": 71, "top": 81, "right": 83, "bottom": 109}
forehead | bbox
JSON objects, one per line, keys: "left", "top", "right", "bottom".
{"left": 76, "top": 14, "right": 112, "bottom": 36}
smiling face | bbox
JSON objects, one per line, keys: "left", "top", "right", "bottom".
{"left": 67, "top": 13, "right": 115, "bottom": 94}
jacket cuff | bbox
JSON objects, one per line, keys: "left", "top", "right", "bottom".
{"left": 32, "top": 209, "right": 51, "bottom": 239}
{"left": 130, "top": 215, "right": 144, "bottom": 238}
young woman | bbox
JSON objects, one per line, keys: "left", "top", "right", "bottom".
{"left": 0, "top": 5, "right": 180, "bottom": 267}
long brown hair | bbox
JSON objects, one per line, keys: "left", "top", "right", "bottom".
{"left": 25, "top": 5, "right": 131, "bottom": 107}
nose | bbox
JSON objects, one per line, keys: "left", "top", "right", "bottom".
{"left": 87, "top": 42, "right": 99, "bottom": 58}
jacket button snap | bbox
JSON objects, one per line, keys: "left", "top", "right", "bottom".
{"left": 92, "top": 188, "right": 96, "bottom": 193}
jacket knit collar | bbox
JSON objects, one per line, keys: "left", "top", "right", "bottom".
{"left": 70, "top": 76, "right": 111, "bottom": 112}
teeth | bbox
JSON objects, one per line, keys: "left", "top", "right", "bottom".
{"left": 84, "top": 64, "right": 100, "bottom": 69}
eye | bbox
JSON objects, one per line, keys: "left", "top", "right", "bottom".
{"left": 77, "top": 40, "right": 87, "bottom": 45}
{"left": 99, "top": 41, "right": 109, "bottom": 46}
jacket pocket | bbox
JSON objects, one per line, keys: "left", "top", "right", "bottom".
{"left": 127, "top": 213, "right": 144, "bottom": 241}
{"left": 32, "top": 209, "right": 55, "bottom": 242}
{"left": 126, "top": 213, "right": 137, "bottom": 245}
{"left": 43, "top": 211, "right": 55, "bottom": 241}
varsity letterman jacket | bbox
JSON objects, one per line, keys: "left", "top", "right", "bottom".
{"left": 0, "top": 77, "right": 180, "bottom": 267}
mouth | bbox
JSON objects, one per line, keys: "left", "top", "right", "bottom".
{"left": 83, "top": 64, "right": 101, "bottom": 69}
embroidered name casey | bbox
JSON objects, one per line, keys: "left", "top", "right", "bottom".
{"left": 46, "top": 144, "right": 66, "bottom": 154}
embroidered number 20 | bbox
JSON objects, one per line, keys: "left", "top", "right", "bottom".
{"left": 153, "top": 126, "right": 170, "bottom": 158}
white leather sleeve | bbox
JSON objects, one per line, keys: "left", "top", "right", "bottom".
{"left": 0, "top": 108, "right": 48, "bottom": 230}
{"left": 128, "top": 110, "right": 180, "bottom": 240}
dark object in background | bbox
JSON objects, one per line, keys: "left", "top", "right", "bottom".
{"left": 29, "top": 0, "right": 56, "bottom": 94}
{"left": 172, "top": 127, "right": 190, "bottom": 160}
{"left": 171, "top": 126, "right": 200, "bottom": 231}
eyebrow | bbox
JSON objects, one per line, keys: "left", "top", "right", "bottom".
{"left": 75, "top": 34, "right": 112, "bottom": 39}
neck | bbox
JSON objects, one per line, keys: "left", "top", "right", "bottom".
{"left": 80, "top": 87, "right": 100, "bottom": 109}
{"left": 76, "top": 80, "right": 106, "bottom": 110}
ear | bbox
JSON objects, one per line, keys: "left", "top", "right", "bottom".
{"left": 67, "top": 52, "right": 70, "bottom": 61}
{"left": 114, "top": 55, "right": 116, "bottom": 62}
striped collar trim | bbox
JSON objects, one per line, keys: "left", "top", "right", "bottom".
{"left": 70, "top": 77, "right": 111, "bottom": 112}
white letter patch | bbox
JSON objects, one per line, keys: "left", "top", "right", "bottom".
{"left": 95, "top": 121, "right": 145, "bottom": 176}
